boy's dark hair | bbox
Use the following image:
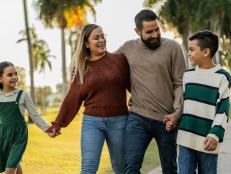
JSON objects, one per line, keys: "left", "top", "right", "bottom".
{"left": 134, "top": 9, "right": 158, "bottom": 29}
{"left": 0, "top": 61, "right": 14, "bottom": 89}
{"left": 189, "top": 30, "right": 219, "bottom": 58}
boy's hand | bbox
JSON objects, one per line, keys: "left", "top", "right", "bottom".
{"left": 204, "top": 136, "right": 218, "bottom": 151}
{"left": 163, "top": 114, "right": 179, "bottom": 132}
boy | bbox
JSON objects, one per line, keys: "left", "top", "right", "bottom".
{"left": 177, "top": 30, "right": 230, "bottom": 174}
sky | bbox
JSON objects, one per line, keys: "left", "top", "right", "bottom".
{"left": 0, "top": 0, "right": 170, "bottom": 90}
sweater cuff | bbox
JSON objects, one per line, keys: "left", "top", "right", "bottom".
{"left": 50, "top": 121, "right": 62, "bottom": 133}
{"left": 172, "top": 108, "right": 182, "bottom": 119}
{"left": 43, "top": 125, "right": 51, "bottom": 133}
{"left": 207, "top": 134, "right": 219, "bottom": 142}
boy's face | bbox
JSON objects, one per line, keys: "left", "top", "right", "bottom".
{"left": 188, "top": 40, "right": 206, "bottom": 66}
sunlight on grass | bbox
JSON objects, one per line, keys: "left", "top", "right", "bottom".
{"left": 23, "top": 107, "right": 113, "bottom": 174}
{"left": 1, "top": 107, "right": 160, "bottom": 174}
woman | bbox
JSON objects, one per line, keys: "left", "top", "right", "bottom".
{"left": 48, "top": 24, "right": 130, "bottom": 174}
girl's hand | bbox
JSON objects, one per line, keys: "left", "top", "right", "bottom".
{"left": 47, "top": 128, "right": 57, "bottom": 138}
{"left": 46, "top": 126, "right": 61, "bottom": 138}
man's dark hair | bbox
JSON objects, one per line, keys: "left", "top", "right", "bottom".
{"left": 134, "top": 9, "right": 158, "bottom": 29}
{"left": 189, "top": 30, "right": 219, "bottom": 58}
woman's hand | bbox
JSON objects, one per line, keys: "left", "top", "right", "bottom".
{"left": 46, "top": 125, "right": 61, "bottom": 138}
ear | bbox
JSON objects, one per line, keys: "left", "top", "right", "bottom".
{"left": 0, "top": 76, "right": 2, "bottom": 83}
{"left": 203, "top": 48, "right": 211, "bottom": 58}
{"left": 135, "top": 28, "right": 141, "bottom": 36}
{"left": 84, "top": 41, "right": 89, "bottom": 48}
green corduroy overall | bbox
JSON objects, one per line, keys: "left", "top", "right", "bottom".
{"left": 0, "top": 90, "right": 28, "bottom": 172}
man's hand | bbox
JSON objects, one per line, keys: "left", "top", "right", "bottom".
{"left": 204, "top": 136, "right": 218, "bottom": 151}
{"left": 163, "top": 114, "right": 179, "bottom": 132}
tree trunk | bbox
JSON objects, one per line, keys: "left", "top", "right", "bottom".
{"left": 61, "top": 28, "right": 67, "bottom": 96}
{"left": 181, "top": 28, "right": 190, "bottom": 69}
{"left": 22, "top": 0, "right": 34, "bottom": 123}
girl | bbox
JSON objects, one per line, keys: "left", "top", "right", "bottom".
{"left": 48, "top": 24, "right": 130, "bottom": 174}
{"left": 0, "top": 61, "right": 54, "bottom": 174}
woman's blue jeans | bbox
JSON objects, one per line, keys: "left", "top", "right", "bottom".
{"left": 81, "top": 115, "right": 127, "bottom": 174}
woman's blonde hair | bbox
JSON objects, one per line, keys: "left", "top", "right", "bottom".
{"left": 72, "top": 24, "right": 100, "bottom": 83}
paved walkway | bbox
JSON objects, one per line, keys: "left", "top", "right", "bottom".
{"left": 147, "top": 121, "right": 231, "bottom": 174}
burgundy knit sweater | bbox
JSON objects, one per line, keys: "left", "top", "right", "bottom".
{"left": 52, "top": 52, "right": 130, "bottom": 129}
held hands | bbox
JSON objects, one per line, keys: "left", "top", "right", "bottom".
{"left": 46, "top": 125, "right": 61, "bottom": 138}
{"left": 204, "top": 136, "right": 218, "bottom": 151}
{"left": 163, "top": 114, "right": 179, "bottom": 132}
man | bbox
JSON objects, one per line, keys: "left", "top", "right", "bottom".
{"left": 118, "top": 9, "right": 186, "bottom": 174}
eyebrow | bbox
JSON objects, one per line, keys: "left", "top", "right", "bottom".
{"left": 7, "top": 72, "right": 17, "bottom": 75}
{"left": 145, "top": 27, "right": 159, "bottom": 33}
{"left": 92, "top": 33, "right": 105, "bottom": 36}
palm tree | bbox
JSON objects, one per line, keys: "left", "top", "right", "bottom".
{"left": 144, "top": 0, "right": 231, "bottom": 68}
{"left": 18, "top": 26, "right": 55, "bottom": 118}
{"left": 34, "top": 0, "right": 102, "bottom": 96}
{"left": 17, "top": 27, "right": 54, "bottom": 73}
{"left": 196, "top": 0, "right": 231, "bottom": 65}
{"left": 22, "top": 0, "right": 35, "bottom": 103}
{"left": 144, "top": 0, "right": 200, "bottom": 67}
{"left": 16, "top": 66, "right": 27, "bottom": 90}
{"left": 196, "top": 0, "right": 231, "bottom": 40}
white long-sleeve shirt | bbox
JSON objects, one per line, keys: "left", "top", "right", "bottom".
{"left": 0, "top": 89, "right": 49, "bottom": 131}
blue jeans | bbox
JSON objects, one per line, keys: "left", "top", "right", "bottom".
{"left": 125, "top": 112, "right": 177, "bottom": 174}
{"left": 178, "top": 145, "right": 218, "bottom": 174}
{"left": 81, "top": 115, "right": 127, "bottom": 174}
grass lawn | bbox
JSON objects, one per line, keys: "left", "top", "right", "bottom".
{"left": 1, "top": 107, "right": 160, "bottom": 174}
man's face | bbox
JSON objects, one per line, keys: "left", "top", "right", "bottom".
{"left": 136, "top": 20, "right": 161, "bottom": 50}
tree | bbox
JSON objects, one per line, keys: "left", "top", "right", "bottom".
{"left": 16, "top": 66, "right": 27, "bottom": 90}
{"left": 17, "top": 27, "right": 54, "bottom": 114}
{"left": 18, "top": 26, "right": 55, "bottom": 74}
{"left": 144, "top": 0, "right": 200, "bottom": 66}
{"left": 22, "top": 0, "right": 35, "bottom": 103}
{"left": 144, "top": 0, "right": 231, "bottom": 68}
{"left": 196, "top": 0, "right": 231, "bottom": 65}
{"left": 34, "top": 0, "right": 102, "bottom": 96}
{"left": 35, "top": 86, "right": 53, "bottom": 112}
{"left": 196, "top": 0, "right": 231, "bottom": 40}
{"left": 220, "top": 36, "right": 231, "bottom": 70}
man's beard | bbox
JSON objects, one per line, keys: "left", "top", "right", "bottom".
{"left": 141, "top": 35, "right": 161, "bottom": 50}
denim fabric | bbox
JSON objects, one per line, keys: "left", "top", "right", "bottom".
{"left": 178, "top": 145, "right": 218, "bottom": 174}
{"left": 125, "top": 112, "right": 177, "bottom": 174}
{"left": 81, "top": 115, "right": 127, "bottom": 174}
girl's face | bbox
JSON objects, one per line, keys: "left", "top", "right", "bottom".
{"left": 85, "top": 27, "right": 106, "bottom": 57}
{"left": 0, "top": 66, "right": 18, "bottom": 92}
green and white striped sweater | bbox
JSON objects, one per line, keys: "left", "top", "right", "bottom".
{"left": 177, "top": 65, "right": 230, "bottom": 154}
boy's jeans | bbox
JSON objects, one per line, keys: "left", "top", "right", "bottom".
{"left": 81, "top": 114, "right": 127, "bottom": 174}
{"left": 178, "top": 145, "right": 218, "bottom": 174}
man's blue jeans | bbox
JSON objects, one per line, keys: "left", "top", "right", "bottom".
{"left": 178, "top": 145, "right": 218, "bottom": 174}
{"left": 81, "top": 115, "right": 127, "bottom": 174}
{"left": 125, "top": 112, "right": 177, "bottom": 174}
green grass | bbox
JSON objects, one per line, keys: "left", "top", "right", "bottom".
{"left": 1, "top": 107, "right": 160, "bottom": 174}
{"left": 229, "top": 108, "right": 231, "bottom": 119}
{"left": 141, "top": 140, "right": 160, "bottom": 173}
